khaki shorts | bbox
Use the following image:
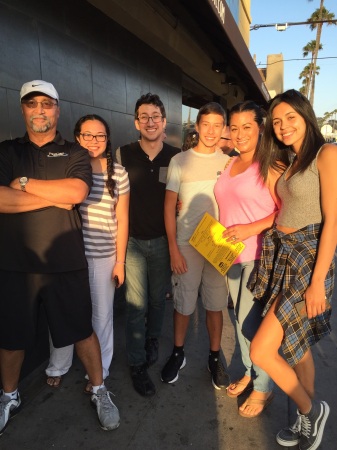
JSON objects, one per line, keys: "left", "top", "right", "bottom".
{"left": 172, "top": 245, "right": 228, "bottom": 315}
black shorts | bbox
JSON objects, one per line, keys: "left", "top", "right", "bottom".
{"left": 0, "top": 269, "right": 93, "bottom": 350}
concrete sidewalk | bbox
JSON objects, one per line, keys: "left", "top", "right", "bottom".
{"left": 1, "top": 295, "right": 337, "bottom": 450}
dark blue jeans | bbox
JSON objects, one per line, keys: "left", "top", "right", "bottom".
{"left": 125, "top": 236, "right": 171, "bottom": 366}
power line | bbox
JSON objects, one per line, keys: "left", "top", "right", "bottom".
{"left": 256, "top": 56, "right": 337, "bottom": 66}
{"left": 251, "top": 19, "right": 337, "bottom": 31}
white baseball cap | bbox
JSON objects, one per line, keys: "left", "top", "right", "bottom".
{"left": 20, "top": 80, "right": 59, "bottom": 101}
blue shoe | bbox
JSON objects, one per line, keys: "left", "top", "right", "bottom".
{"left": 299, "top": 400, "right": 330, "bottom": 450}
{"left": 276, "top": 415, "right": 301, "bottom": 447}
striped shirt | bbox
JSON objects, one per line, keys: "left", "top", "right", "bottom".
{"left": 80, "top": 163, "right": 129, "bottom": 258}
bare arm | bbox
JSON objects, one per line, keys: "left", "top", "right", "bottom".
{"left": 223, "top": 212, "right": 277, "bottom": 243}
{"left": 304, "top": 144, "right": 337, "bottom": 318}
{"left": 10, "top": 177, "right": 89, "bottom": 204}
{"left": 0, "top": 185, "right": 63, "bottom": 213}
{"left": 266, "top": 166, "right": 282, "bottom": 209}
{"left": 165, "top": 189, "right": 187, "bottom": 274}
{"left": 112, "top": 192, "right": 130, "bottom": 286}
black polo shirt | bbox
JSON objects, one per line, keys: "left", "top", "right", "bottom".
{"left": 0, "top": 132, "right": 92, "bottom": 273}
{"left": 116, "top": 141, "right": 180, "bottom": 240}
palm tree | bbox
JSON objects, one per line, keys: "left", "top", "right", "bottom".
{"left": 306, "top": 0, "right": 336, "bottom": 106}
{"left": 302, "top": 40, "right": 322, "bottom": 97}
{"left": 299, "top": 65, "right": 311, "bottom": 97}
{"left": 299, "top": 63, "right": 320, "bottom": 97}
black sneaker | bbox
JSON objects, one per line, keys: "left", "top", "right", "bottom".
{"left": 145, "top": 338, "right": 159, "bottom": 366}
{"left": 208, "top": 355, "right": 230, "bottom": 390}
{"left": 130, "top": 364, "right": 156, "bottom": 397}
{"left": 161, "top": 351, "right": 186, "bottom": 383}
{"left": 276, "top": 415, "right": 301, "bottom": 447}
{"left": 299, "top": 400, "right": 330, "bottom": 450}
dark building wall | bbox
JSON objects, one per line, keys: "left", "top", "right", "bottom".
{"left": 0, "top": 0, "right": 182, "bottom": 149}
{"left": 0, "top": 0, "right": 182, "bottom": 379}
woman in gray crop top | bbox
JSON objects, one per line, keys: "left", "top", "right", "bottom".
{"left": 248, "top": 89, "right": 337, "bottom": 449}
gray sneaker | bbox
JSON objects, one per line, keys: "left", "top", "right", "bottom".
{"left": 0, "top": 390, "right": 21, "bottom": 436}
{"left": 91, "top": 386, "right": 120, "bottom": 431}
{"left": 299, "top": 400, "right": 330, "bottom": 450}
{"left": 276, "top": 414, "right": 301, "bottom": 447}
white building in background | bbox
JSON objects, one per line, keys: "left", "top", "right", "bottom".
{"left": 321, "top": 124, "right": 337, "bottom": 142}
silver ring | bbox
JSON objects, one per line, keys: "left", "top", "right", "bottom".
{"left": 232, "top": 235, "right": 236, "bottom": 240}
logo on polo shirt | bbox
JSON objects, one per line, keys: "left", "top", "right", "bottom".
{"left": 47, "top": 152, "right": 69, "bottom": 157}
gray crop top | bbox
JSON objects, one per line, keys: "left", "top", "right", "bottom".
{"left": 276, "top": 150, "right": 322, "bottom": 229}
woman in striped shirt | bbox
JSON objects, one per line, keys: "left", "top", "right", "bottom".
{"left": 46, "top": 115, "right": 130, "bottom": 393}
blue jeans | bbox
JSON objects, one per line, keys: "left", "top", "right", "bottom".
{"left": 125, "top": 236, "right": 171, "bottom": 366}
{"left": 227, "top": 261, "right": 273, "bottom": 393}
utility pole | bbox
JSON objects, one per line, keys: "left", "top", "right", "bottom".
{"left": 310, "top": 0, "right": 324, "bottom": 106}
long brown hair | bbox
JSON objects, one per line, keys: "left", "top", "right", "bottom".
{"left": 258, "top": 90, "right": 324, "bottom": 180}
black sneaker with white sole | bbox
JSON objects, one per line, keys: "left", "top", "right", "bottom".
{"left": 208, "top": 356, "right": 230, "bottom": 390}
{"left": 299, "top": 400, "right": 330, "bottom": 450}
{"left": 161, "top": 350, "right": 186, "bottom": 383}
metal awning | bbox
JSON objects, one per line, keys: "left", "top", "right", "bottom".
{"left": 164, "top": 0, "right": 269, "bottom": 104}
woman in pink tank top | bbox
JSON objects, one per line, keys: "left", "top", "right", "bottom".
{"left": 214, "top": 101, "right": 285, "bottom": 419}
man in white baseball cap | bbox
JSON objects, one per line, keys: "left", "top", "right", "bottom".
{"left": 0, "top": 80, "right": 120, "bottom": 436}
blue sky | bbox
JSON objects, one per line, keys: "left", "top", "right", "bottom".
{"left": 249, "top": 0, "right": 337, "bottom": 117}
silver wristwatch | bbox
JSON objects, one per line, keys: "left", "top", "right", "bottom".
{"left": 19, "top": 176, "right": 29, "bottom": 192}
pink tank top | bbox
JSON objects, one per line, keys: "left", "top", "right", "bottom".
{"left": 214, "top": 158, "right": 277, "bottom": 263}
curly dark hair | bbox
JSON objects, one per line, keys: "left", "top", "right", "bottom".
{"left": 74, "top": 114, "right": 115, "bottom": 198}
{"left": 134, "top": 93, "right": 166, "bottom": 119}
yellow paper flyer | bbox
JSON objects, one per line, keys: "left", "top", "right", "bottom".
{"left": 189, "top": 212, "right": 245, "bottom": 276}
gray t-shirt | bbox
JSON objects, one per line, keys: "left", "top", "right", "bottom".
{"left": 166, "top": 148, "right": 229, "bottom": 245}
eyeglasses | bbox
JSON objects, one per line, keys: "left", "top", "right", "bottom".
{"left": 137, "top": 114, "right": 163, "bottom": 124}
{"left": 22, "top": 100, "right": 58, "bottom": 109}
{"left": 79, "top": 133, "right": 107, "bottom": 142}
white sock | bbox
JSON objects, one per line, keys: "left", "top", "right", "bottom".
{"left": 4, "top": 389, "right": 18, "bottom": 399}
{"left": 91, "top": 383, "right": 104, "bottom": 394}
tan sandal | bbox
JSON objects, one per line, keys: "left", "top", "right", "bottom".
{"left": 239, "top": 392, "right": 274, "bottom": 418}
{"left": 226, "top": 379, "right": 253, "bottom": 398}
{"left": 46, "top": 376, "right": 62, "bottom": 388}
